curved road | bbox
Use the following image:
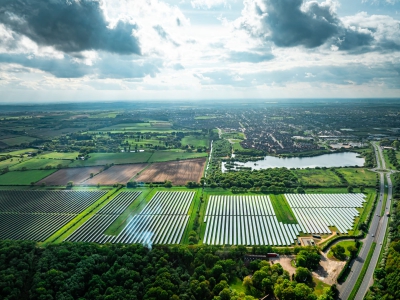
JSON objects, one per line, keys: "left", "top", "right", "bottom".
{"left": 339, "top": 143, "right": 392, "bottom": 300}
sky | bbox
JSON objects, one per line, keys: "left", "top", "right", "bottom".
{"left": 0, "top": 0, "right": 399, "bottom": 102}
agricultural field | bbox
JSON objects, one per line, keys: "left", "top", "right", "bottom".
{"left": 136, "top": 158, "right": 206, "bottom": 185}
{"left": 203, "top": 195, "right": 300, "bottom": 246}
{"left": 36, "top": 166, "right": 104, "bottom": 186}
{"left": 66, "top": 191, "right": 142, "bottom": 243}
{"left": 0, "top": 158, "right": 24, "bottom": 169}
{"left": 84, "top": 164, "right": 148, "bottom": 185}
{"left": 69, "top": 152, "right": 152, "bottom": 167}
{"left": 9, "top": 158, "right": 71, "bottom": 171}
{"left": 148, "top": 150, "right": 208, "bottom": 162}
{"left": 112, "top": 191, "right": 194, "bottom": 244}
{"left": 38, "top": 152, "right": 79, "bottom": 160}
{"left": 0, "top": 136, "right": 37, "bottom": 146}
{"left": 0, "top": 170, "right": 56, "bottom": 185}
{"left": 181, "top": 135, "right": 209, "bottom": 148}
{"left": 0, "top": 190, "right": 107, "bottom": 241}
{"left": 285, "top": 193, "right": 365, "bottom": 234}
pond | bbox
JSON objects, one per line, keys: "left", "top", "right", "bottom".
{"left": 222, "top": 152, "right": 365, "bottom": 172}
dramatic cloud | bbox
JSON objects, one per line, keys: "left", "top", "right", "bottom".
{"left": 0, "top": 0, "right": 140, "bottom": 55}
{"left": 239, "top": 0, "right": 373, "bottom": 50}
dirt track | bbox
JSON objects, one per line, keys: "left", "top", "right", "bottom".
{"left": 36, "top": 166, "right": 104, "bottom": 185}
{"left": 135, "top": 158, "right": 206, "bottom": 185}
{"left": 85, "top": 164, "right": 147, "bottom": 185}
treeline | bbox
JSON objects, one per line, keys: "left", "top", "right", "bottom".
{"left": 386, "top": 149, "right": 400, "bottom": 170}
{"left": 0, "top": 242, "right": 337, "bottom": 300}
{"left": 207, "top": 168, "right": 300, "bottom": 193}
{"left": 367, "top": 173, "right": 400, "bottom": 299}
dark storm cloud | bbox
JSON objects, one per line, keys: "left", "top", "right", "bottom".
{"left": 247, "top": 0, "right": 374, "bottom": 50}
{"left": 0, "top": 0, "right": 141, "bottom": 55}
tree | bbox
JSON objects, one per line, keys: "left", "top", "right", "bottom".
{"left": 296, "top": 250, "right": 321, "bottom": 270}
{"left": 331, "top": 245, "right": 346, "bottom": 260}
{"left": 347, "top": 185, "right": 354, "bottom": 193}
{"left": 347, "top": 245, "right": 358, "bottom": 258}
{"left": 294, "top": 267, "right": 312, "bottom": 283}
{"left": 66, "top": 181, "right": 73, "bottom": 188}
{"left": 242, "top": 276, "right": 253, "bottom": 290}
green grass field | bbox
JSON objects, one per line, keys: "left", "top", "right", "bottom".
{"left": 148, "top": 151, "right": 208, "bottom": 162}
{"left": 229, "top": 277, "right": 246, "bottom": 294}
{"left": 181, "top": 135, "right": 209, "bottom": 148}
{"left": 69, "top": 152, "right": 153, "bottom": 167}
{"left": 9, "top": 158, "right": 71, "bottom": 171}
{"left": 0, "top": 170, "right": 56, "bottom": 185}
{"left": 294, "top": 169, "right": 341, "bottom": 186}
{"left": 39, "top": 152, "right": 79, "bottom": 160}
{"left": 0, "top": 158, "right": 26, "bottom": 169}
{"left": 270, "top": 194, "right": 298, "bottom": 224}
{"left": 194, "top": 116, "right": 217, "bottom": 120}
{"left": 337, "top": 168, "right": 377, "bottom": 187}
{"left": 232, "top": 142, "right": 244, "bottom": 151}
{"left": 1, "top": 136, "right": 37, "bottom": 146}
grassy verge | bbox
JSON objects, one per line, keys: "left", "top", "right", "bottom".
{"left": 270, "top": 194, "right": 298, "bottom": 224}
{"left": 313, "top": 278, "right": 330, "bottom": 297}
{"left": 41, "top": 188, "right": 118, "bottom": 245}
{"left": 352, "top": 190, "right": 376, "bottom": 235}
{"left": 348, "top": 242, "right": 377, "bottom": 300}
{"left": 380, "top": 176, "right": 389, "bottom": 217}
{"left": 180, "top": 189, "right": 202, "bottom": 244}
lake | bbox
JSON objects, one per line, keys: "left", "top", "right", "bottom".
{"left": 222, "top": 152, "right": 365, "bottom": 172}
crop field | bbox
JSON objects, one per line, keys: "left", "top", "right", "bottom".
{"left": 39, "top": 152, "right": 79, "bottom": 160}
{"left": 148, "top": 151, "right": 208, "bottom": 163}
{"left": 285, "top": 194, "right": 365, "bottom": 234}
{"left": 111, "top": 191, "right": 194, "bottom": 244}
{"left": 36, "top": 166, "right": 104, "bottom": 186}
{"left": 136, "top": 158, "right": 206, "bottom": 185}
{"left": 203, "top": 195, "right": 300, "bottom": 246}
{"left": 98, "top": 122, "right": 176, "bottom": 133}
{"left": 10, "top": 158, "right": 71, "bottom": 171}
{"left": 66, "top": 191, "right": 142, "bottom": 243}
{"left": 85, "top": 164, "right": 148, "bottom": 185}
{"left": 0, "top": 191, "right": 107, "bottom": 241}
{"left": 69, "top": 152, "right": 152, "bottom": 167}
{"left": 0, "top": 170, "right": 56, "bottom": 185}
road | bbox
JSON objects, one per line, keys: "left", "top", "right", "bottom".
{"left": 338, "top": 143, "right": 392, "bottom": 300}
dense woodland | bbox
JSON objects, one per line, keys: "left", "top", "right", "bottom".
{"left": 0, "top": 241, "right": 338, "bottom": 300}
{"left": 367, "top": 173, "right": 400, "bottom": 299}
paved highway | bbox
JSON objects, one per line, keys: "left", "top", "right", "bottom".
{"left": 339, "top": 143, "right": 392, "bottom": 300}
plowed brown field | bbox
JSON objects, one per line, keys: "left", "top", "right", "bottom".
{"left": 135, "top": 158, "right": 206, "bottom": 185}
{"left": 36, "top": 166, "right": 104, "bottom": 186}
{"left": 85, "top": 164, "right": 148, "bottom": 185}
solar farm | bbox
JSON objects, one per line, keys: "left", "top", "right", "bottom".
{"left": 0, "top": 189, "right": 368, "bottom": 246}
{"left": 66, "top": 191, "right": 142, "bottom": 243}
{"left": 285, "top": 193, "right": 365, "bottom": 234}
{"left": 203, "top": 194, "right": 366, "bottom": 246}
{"left": 203, "top": 195, "right": 300, "bottom": 246}
{"left": 0, "top": 190, "right": 107, "bottom": 241}
{"left": 104, "top": 191, "right": 194, "bottom": 245}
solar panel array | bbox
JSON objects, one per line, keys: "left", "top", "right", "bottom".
{"left": 285, "top": 193, "right": 365, "bottom": 234}
{"left": 203, "top": 196, "right": 300, "bottom": 246}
